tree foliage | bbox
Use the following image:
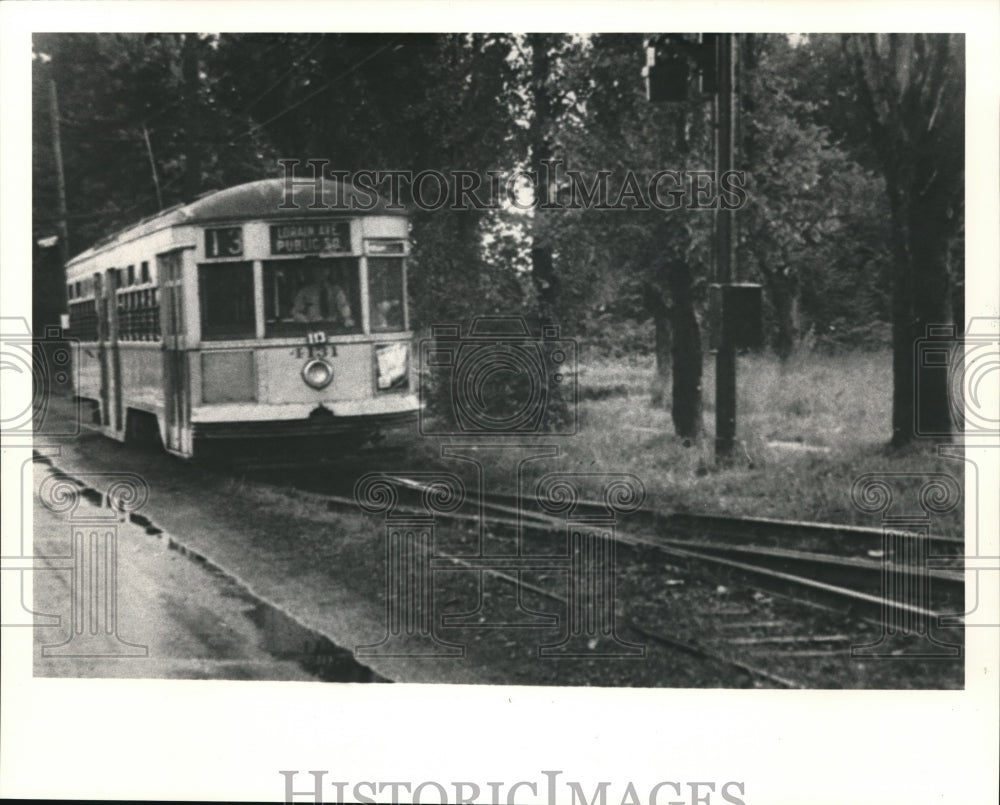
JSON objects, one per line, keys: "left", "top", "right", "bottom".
{"left": 31, "top": 32, "right": 963, "bottom": 446}
{"left": 740, "top": 34, "right": 893, "bottom": 359}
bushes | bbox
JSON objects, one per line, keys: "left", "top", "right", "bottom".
{"left": 578, "top": 314, "right": 654, "bottom": 360}
{"left": 812, "top": 319, "right": 892, "bottom": 354}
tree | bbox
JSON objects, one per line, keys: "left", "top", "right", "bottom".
{"left": 649, "top": 104, "right": 709, "bottom": 439}
{"left": 843, "top": 34, "right": 964, "bottom": 444}
{"left": 546, "top": 33, "right": 714, "bottom": 438}
{"left": 525, "top": 33, "right": 576, "bottom": 333}
{"left": 740, "top": 34, "right": 893, "bottom": 360}
{"left": 32, "top": 33, "right": 278, "bottom": 252}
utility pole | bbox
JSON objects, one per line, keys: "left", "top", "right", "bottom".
{"left": 643, "top": 33, "right": 759, "bottom": 464}
{"left": 713, "top": 33, "right": 737, "bottom": 460}
{"left": 48, "top": 78, "right": 70, "bottom": 312}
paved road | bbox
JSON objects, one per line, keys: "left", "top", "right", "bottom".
{"left": 31, "top": 462, "right": 320, "bottom": 681}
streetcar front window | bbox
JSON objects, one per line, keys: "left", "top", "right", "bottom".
{"left": 199, "top": 262, "right": 255, "bottom": 340}
{"left": 368, "top": 258, "right": 406, "bottom": 333}
{"left": 264, "top": 258, "right": 361, "bottom": 337}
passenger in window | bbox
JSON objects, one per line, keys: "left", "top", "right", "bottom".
{"left": 292, "top": 262, "right": 354, "bottom": 327}
{"left": 374, "top": 299, "right": 403, "bottom": 330}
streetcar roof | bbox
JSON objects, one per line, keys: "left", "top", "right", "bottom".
{"left": 66, "top": 177, "right": 406, "bottom": 268}
{"left": 183, "top": 177, "right": 408, "bottom": 224}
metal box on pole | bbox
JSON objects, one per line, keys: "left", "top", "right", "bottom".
{"left": 708, "top": 283, "right": 764, "bottom": 351}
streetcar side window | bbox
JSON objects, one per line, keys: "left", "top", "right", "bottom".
{"left": 263, "top": 258, "right": 361, "bottom": 337}
{"left": 68, "top": 299, "right": 98, "bottom": 341}
{"left": 198, "top": 262, "right": 255, "bottom": 340}
{"left": 368, "top": 258, "right": 405, "bottom": 332}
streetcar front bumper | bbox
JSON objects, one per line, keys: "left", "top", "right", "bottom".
{"left": 190, "top": 394, "right": 420, "bottom": 438}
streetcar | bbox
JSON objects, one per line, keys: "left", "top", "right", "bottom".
{"left": 64, "top": 177, "right": 418, "bottom": 458}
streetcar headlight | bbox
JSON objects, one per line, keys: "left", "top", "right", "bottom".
{"left": 375, "top": 342, "right": 409, "bottom": 392}
{"left": 301, "top": 358, "right": 334, "bottom": 390}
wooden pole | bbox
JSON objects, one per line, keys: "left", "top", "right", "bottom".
{"left": 48, "top": 78, "right": 70, "bottom": 312}
{"left": 714, "top": 33, "right": 737, "bottom": 461}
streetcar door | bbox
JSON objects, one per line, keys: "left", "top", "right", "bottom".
{"left": 95, "top": 272, "right": 110, "bottom": 427}
{"left": 158, "top": 251, "right": 189, "bottom": 454}
{"left": 105, "top": 267, "right": 124, "bottom": 433}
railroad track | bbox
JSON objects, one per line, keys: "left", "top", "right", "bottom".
{"left": 263, "top": 472, "right": 965, "bottom": 687}
{"left": 261, "top": 480, "right": 802, "bottom": 686}
{"left": 377, "top": 475, "right": 964, "bottom": 624}
{"left": 463, "top": 486, "right": 965, "bottom": 560}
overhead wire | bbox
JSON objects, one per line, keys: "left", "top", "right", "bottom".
{"left": 40, "top": 35, "right": 403, "bottom": 236}
{"left": 234, "top": 37, "right": 400, "bottom": 142}
{"left": 238, "top": 33, "right": 328, "bottom": 114}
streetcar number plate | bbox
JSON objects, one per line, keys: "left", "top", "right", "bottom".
{"left": 204, "top": 226, "right": 243, "bottom": 258}
{"left": 292, "top": 343, "right": 337, "bottom": 359}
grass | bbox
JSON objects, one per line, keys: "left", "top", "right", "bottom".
{"left": 394, "top": 348, "right": 965, "bottom": 537}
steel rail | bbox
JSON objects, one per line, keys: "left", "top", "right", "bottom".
{"left": 379, "top": 475, "right": 964, "bottom": 626}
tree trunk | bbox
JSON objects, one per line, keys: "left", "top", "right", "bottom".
{"left": 531, "top": 246, "right": 559, "bottom": 327}
{"left": 455, "top": 208, "right": 482, "bottom": 312}
{"left": 529, "top": 35, "right": 559, "bottom": 330}
{"left": 910, "top": 201, "right": 954, "bottom": 438}
{"left": 657, "top": 107, "right": 702, "bottom": 438}
{"left": 528, "top": 34, "right": 566, "bottom": 432}
{"left": 769, "top": 270, "right": 797, "bottom": 361}
{"left": 886, "top": 183, "right": 954, "bottom": 446}
{"left": 949, "top": 238, "right": 964, "bottom": 336}
{"left": 666, "top": 255, "right": 702, "bottom": 439}
{"left": 887, "top": 188, "right": 916, "bottom": 447}
{"left": 648, "top": 285, "right": 671, "bottom": 408}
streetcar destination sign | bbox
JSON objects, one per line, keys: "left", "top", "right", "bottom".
{"left": 270, "top": 221, "right": 351, "bottom": 255}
